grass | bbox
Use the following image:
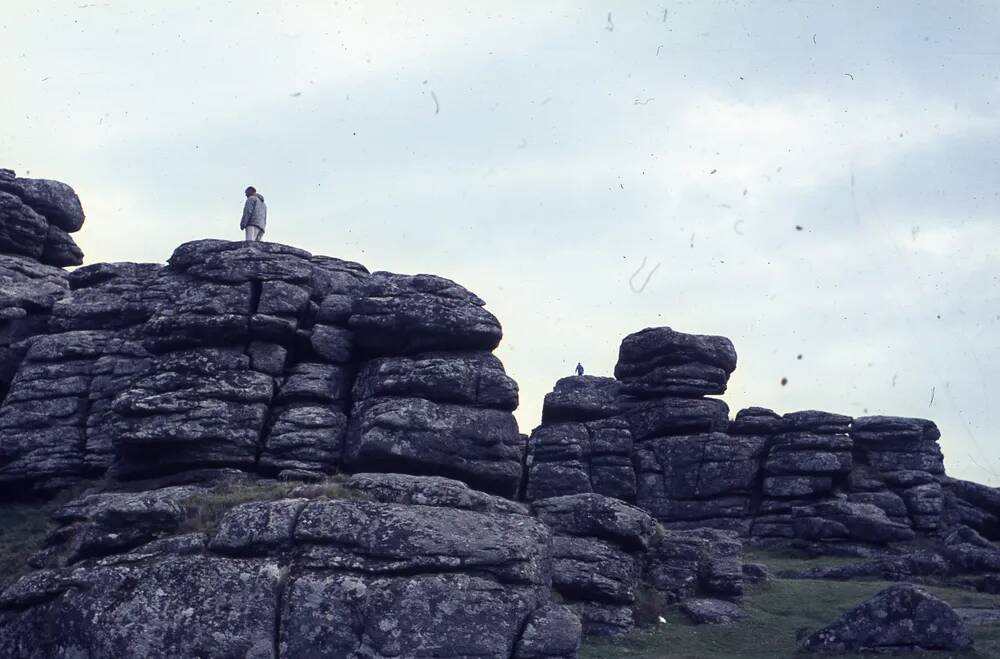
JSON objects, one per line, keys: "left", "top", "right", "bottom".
{"left": 582, "top": 550, "right": 1000, "bottom": 659}
{"left": 744, "top": 547, "right": 865, "bottom": 577}
{"left": 0, "top": 500, "right": 60, "bottom": 589}
{"left": 178, "top": 478, "right": 354, "bottom": 534}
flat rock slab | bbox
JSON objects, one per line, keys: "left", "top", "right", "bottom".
{"left": 680, "top": 598, "right": 745, "bottom": 624}
{"left": 344, "top": 396, "right": 523, "bottom": 497}
{"left": 614, "top": 326, "right": 737, "bottom": 397}
{"left": 542, "top": 375, "right": 624, "bottom": 424}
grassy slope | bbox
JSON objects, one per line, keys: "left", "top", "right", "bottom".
{"left": 582, "top": 551, "right": 1000, "bottom": 659}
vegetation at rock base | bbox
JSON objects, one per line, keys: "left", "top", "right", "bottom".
{"left": 0, "top": 499, "right": 60, "bottom": 588}
{"left": 582, "top": 550, "right": 1000, "bottom": 659}
{"left": 178, "top": 477, "right": 355, "bottom": 534}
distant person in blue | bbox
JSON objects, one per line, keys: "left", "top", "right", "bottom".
{"left": 575, "top": 362, "right": 584, "bottom": 376}
{"left": 240, "top": 186, "right": 267, "bottom": 242}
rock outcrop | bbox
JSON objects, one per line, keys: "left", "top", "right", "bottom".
{"left": 0, "top": 231, "right": 525, "bottom": 497}
{"left": 1, "top": 475, "right": 580, "bottom": 659}
{"left": 0, "top": 169, "right": 85, "bottom": 267}
{"left": 4, "top": 168, "right": 1000, "bottom": 656}
{"left": 523, "top": 326, "right": 973, "bottom": 547}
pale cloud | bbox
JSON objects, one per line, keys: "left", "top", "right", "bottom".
{"left": 4, "top": 1, "right": 1000, "bottom": 483}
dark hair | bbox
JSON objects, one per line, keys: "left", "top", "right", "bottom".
{"left": 245, "top": 186, "right": 256, "bottom": 194}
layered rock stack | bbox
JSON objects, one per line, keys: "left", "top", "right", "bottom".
{"left": 525, "top": 326, "right": 997, "bottom": 548}
{"left": 0, "top": 169, "right": 85, "bottom": 268}
{"left": 0, "top": 218, "right": 526, "bottom": 498}
{"left": 343, "top": 273, "right": 523, "bottom": 496}
{"left": 526, "top": 328, "right": 740, "bottom": 528}
{"left": 0, "top": 169, "right": 86, "bottom": 413}
{"left": 748, "top": 410, "right": 854, "bottom": 539}
{"left": 850, "top": 416, "right": 946, "bottom": 532}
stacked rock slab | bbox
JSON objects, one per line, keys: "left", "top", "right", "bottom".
{"left": 0, "top": 170, "right": 86, "bottom": 414}
{"left": 531, "top": 492, "right": 745, "bottom": 636}
{"left": 533, "top": 493, "right": 656, "bottom": 636}
{"left": 0, "top": 169, "right": 85, "bottom": 267}
{"left": 526, "top": 376, "right": 634, "bottom": 501}
{"left": 343, "top": 272, "right": 523, "bottom": 497}
{"left": 613, "top": 329, "right": 743, "bottom": 531}
{"left": 748, "top": 410, "right": 854, "bottom": 539}
{"left": 849, "top": 416, "right": 946, "bottom": 532}
{"left": 525, "top": 328, "right": 735, "bottom": 520}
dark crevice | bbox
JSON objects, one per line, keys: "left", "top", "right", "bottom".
{"left": 249, "top": 279, "right": 264, "bottom": 316}
{"left": 272, "top": 562, "right": 291, "bottom": 659}
{"left": 345, "top": 454, "right": 517, "bottom": 499}
{"left": 516, "top": 434, "right": 530, "bottom": 502}
{"left": 508, "top": 606, "right": 534, "bottom": 659}
{"left": 746, "top": 436, "right": 774, "bottom": 537}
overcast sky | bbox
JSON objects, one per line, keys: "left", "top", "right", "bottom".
{"left": 4, "top": 1, "right": 998, "bottom": 483}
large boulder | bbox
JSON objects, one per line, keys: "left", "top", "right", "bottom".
{"left": 110, "top": 347, "right": 274, "bottom": 479}
{"left": 634, "top": 433, "right": 764, "bottom": 532}
{"left": 349, "top": 272, "right": 502, "bottom": 355}
{"left": 619, "top": 397, "right": 729, "bottom": 442}
{"left": 728, "top": 406, "right": 784, "bottom": 436}
{"left": 1, "top": 485, "right": 583, "bottom": 659}
{"left": 792, "top": 500, "right": 916, "bottom": 544}
{"left": 0, "top": 191, "right": 47, "bottom": 260}
{"left": 0, "top": 331, "right": 148, "bottom": 492}
{"left": 541, "top": 376, "right": 624, "bottom": 423}
{"left": 614, "top": 327, "right": 737, "bottom": 397}
{"left": 799, "top": 584, "right": 972, "bottom": 653}
{"left": 532, "top": 493, "right": 657, "bottom": 551}
{"left": 643, "top": 528, "right": 745, "bottom": 603}
{"left": 525, "top": 418, "right": 635, "bottom": 502}
{"left": 353, "top": 352, "right": 517, "bottom": 410}
{"left": 344, "top": 396, "right": 523, "bottom": 497}
{"left": 0, "top": 170, "right": 85, "bottom": 233}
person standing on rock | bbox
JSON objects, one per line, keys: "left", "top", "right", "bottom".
{"left": 575, "top": 362, "right": 584, "bottom": 376}
{"left": 240, "top": 186, "right": 267, "bottom": 242}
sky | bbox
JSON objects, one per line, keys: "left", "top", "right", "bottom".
{"left": 3, "top": 1, "right": 999, "bottom": 483}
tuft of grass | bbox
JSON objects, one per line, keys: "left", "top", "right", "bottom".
{"left": 0, "top": 501, "right": 58, "bottom": 588}
{"left": 582, "top": 552, "right": 1000, "bottom": 659}
{"left": 0, "top": 482, "right": 100, "bottom": 589}
{"left": 178, "top": 478, "right": 354, "bottom": 534}
{"left": 744, "top": 546, "right": 865, "bottom": 577}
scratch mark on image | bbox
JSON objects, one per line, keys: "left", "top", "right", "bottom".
{"left": 606, "top": 12, "right": 614, "bottom": 31}
{"left": 663, "top": 9, "right": 668, "bottom": 22}
{"left": 843, "top": 73, "right": 855, "bottom": 80}
{"left": 634, "top": 98, "right": 655, "bottom": 105}
{"left": 656, "top": 45, "right": 663, "bottom": 56}
{"left": 892, "top": 373, "right": 898, "bottom": 387}
{"left": 929, "top": 386, "right": 936, "bottom": 407}
{"left": 733, "top": 220, "right": 745, "bottom": 235}
{"left": 689, "top": 233, "right": 695, "bottom": 248}
{"left": 629, "top": 256, "right": 662, "bottom": 293}
{"left": 430, "top": 91, "right": 440, "bottom": 114}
